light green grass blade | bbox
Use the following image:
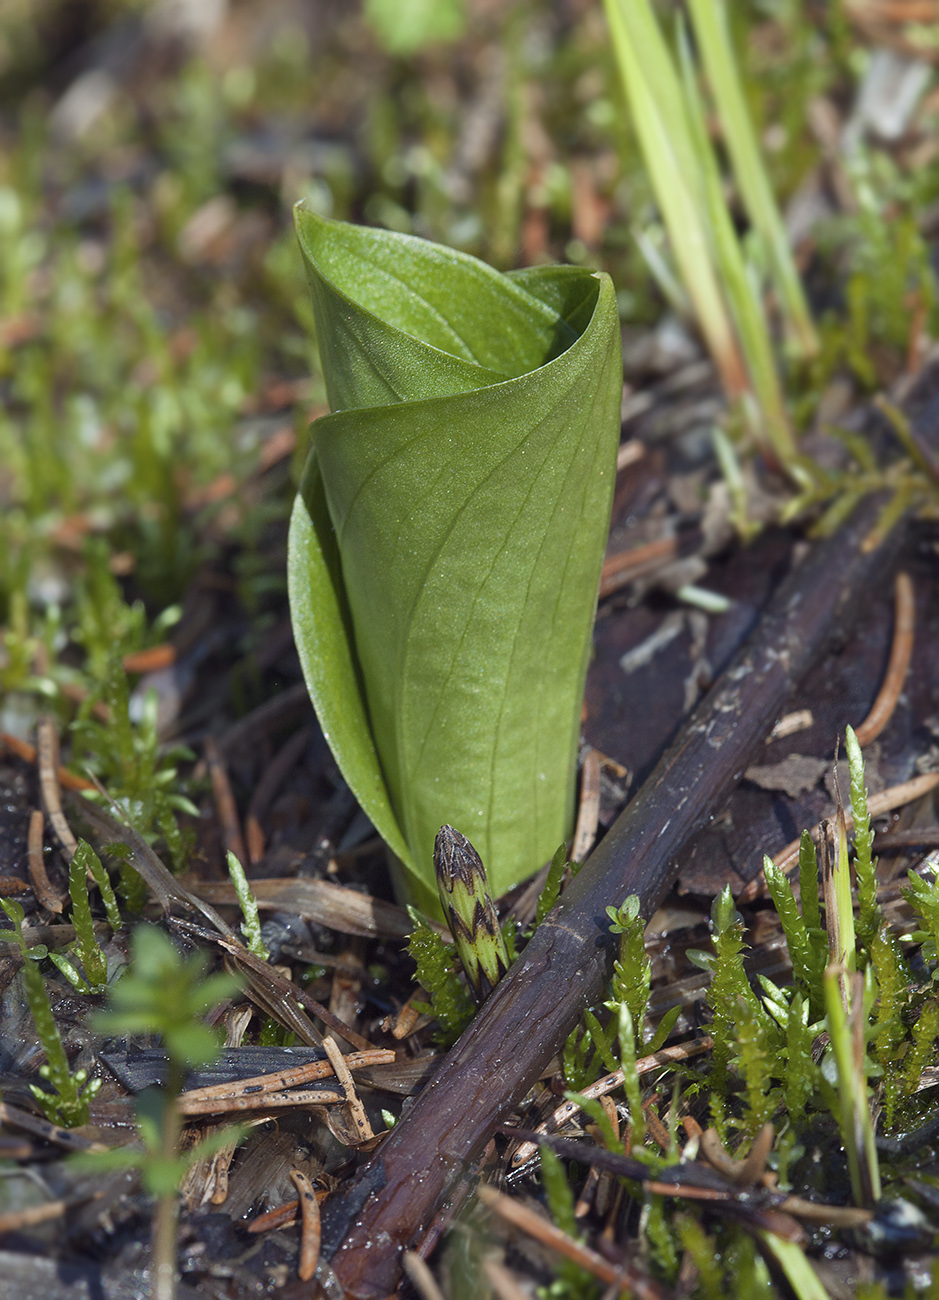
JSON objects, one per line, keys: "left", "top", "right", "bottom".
{"left": 677, "top": 20, "right": 794, "bottom": 462}
{"left": 688, "top": 0, "right": 818, "bottom": 360}
{"left": 602, "top": 0, "right": 747, "bottom": 401}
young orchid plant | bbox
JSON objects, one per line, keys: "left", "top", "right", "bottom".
{"left": 288, "top": 208, "right": 622, "bottom": 912}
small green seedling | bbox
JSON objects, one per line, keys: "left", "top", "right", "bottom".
{"left": 48, "top": 839, "right": 121, "bottom": 995}
{"left": 226, "top": 851, "right": 269, "bottom": 960}
{"left": 288, "top": 208, "right": 623, "bottom": 913}
{"left": 406, "top": 909, "right": 475, "bottom": 1048}
{"left": 83, "top": 925, "right": 240, "bottom": 1300}
{"left": 562, "top": 895, "right": 679, "bottom": 1093}
{"left": 0, "top": 896, "right": 101, "bottom": 1127}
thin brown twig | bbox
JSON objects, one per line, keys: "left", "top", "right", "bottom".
{"left": 681, "top": 1114, "right": 704, "bottom": 1143}
{"left": 477, "top": 1185, "right": 634, "bottom": 1295}
{"left": 700, "top": 1123, "right": 774, "bottom": 1188}
{"left": 27, "top": 808, "right": 63, "bottom": 913}
{"left": 575, "top": 1095, "right": 618, "bottom": 1218}
{"left": 849, "top": 12, "right": 939, "bottom": 60}
{"left": 642, "top": 1097, "right": 671, "bottom": 1152}
{"left": 599, "top": 537, "right": 677, "bottom": 599}
{"left": 190, "top": 874, "right": 430, "bottom": 941}
{"left": 0, "top": 1101, "right": 109, "bottom": 1153}
{"left": 328, "top": 938, "right": 366, "bottom": 1047}
{"left": 767, "top": 709, "right": 814, "bottom": 742}
{"left": 616, "top": 440, "right": 645, "bottom": 472}
{"left": 731, "top": 1122, "right": 776, "bottom": 1188}
{"left": 206, "top": 1140, "right": 239, "bottom": 1206}
{"left": 572, "top": 746, "right": 601, "bottom": 863}
{"left": 0, "top": 1138, "right": 32, "bottom": 1159}
{"left": 122, "top": 644, "right": 176, "bottom": 673}
{"left": 37, "top": 717, "right": 77, "bottom": 860}
{"left": 401, "top": 1252, "right": 446, "bottom": 1300}
{"left": 247, "top": 1199, "right": 300, "bottom": 1234}
{"left": 482, "top": 1257, "right": 532, "bottom": 1300}
{"left": 905, "top": 290, "right": 929, "bottom": 377}
{"left": 177, "top": 1049, "right": 394, "bottom": 1108}
{"left": 593, "top": 748, "right": 629, "bottom": 779}
{"left": 288, "top": 1168, "right": 322, "bottom": 1282}
{"left": 848, "top": 0, "right": 937, "bottom": 18}
{"left": 0, "top": 1199, "right": 71, "bottom": 1233}
{"left": 204, "top": 735, "right": 248, "bottom": 865}
{"left": 178, "top": 1087, "right": 345, "bottom": 1116}
{"left": 872, "top": 826, "right": 939, "bottom": 852}
{"left": 323, "top": 1036, "right": 374, "bottom": 1144}
{"left": 386, "top": 989, "right": 429, "bottom": 1040}
{"left": 853, "top": 570, "right": 915, "bottom": 746}
{"left": 198, "top": 683, "right": 311, "bottom": 770}
{"left": 245, "top": 725, "right": 314, "bottom": 864}
{"left": 212, "top": 933, "right": 376, "bottom": 1051}
{"left": 777, "top": 1196, "right": 872, "bottom": 1228}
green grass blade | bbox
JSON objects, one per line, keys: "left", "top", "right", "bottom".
{"left": 676, "top": 19, "right": 794, "bottom": 462}
{"left": 602, "top": 0, "right": 747, "bottom": 402}
{"left": 756, "top": 1232, "right": 829, "bottom": 1300}
{"left": 832, "top": 812, "right": 857, "bottom": 972}
{"left": 688, "top": 0, "right": 818, "bottom": 360}
{"left": 83, "top": 841, "right": 122, "bottom": 932}
{"left": 823, "top": 966, "right": 881, "bottom": 1206}
{"left": 798, "top": 830, "right": 821, "bottom": 937}
{"left": 69, "top": 843, "right": 108, "bottom": 990}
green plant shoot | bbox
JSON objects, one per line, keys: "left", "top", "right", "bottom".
{"left": 434, "top": 825, "right": 509, "bottom": 1002}
{"left": 0, "top": 896, "right": 101, "bottom": 1127}
{"left": 85, "top": 925, "right": 240, "bottom": 1300}
{"left": 406, "top": 907, "right": 475, "bottom": 1047}
{"left": 288, "top": 208, "right": 622, "bottom": 911}
{"left": 47, "top": 840, "right": 118, "bottom": 994}
{"left": 226, "top": 851, "right": 269, "bottom": 960}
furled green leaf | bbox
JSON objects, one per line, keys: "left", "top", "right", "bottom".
{"left": 288, "top": 207, "right": 622, "bottom": 906}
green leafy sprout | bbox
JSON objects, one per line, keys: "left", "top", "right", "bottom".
{"left": 79, "top": 926, "right": 241, "bottom": 1300}
{"left": 226, "top": 851, "right": 269, "bottom": 960}
{"left": 47, "top": 839, "right": 121, "bottom": 995}
{"left": 406, "top": 907, "right": 476, "bottom": 1048}
{"left": 288, "top": 207, "right": 623, "bottom": 912}
{"left": 0, "top": 895, "right": 101, "bottom": 1128}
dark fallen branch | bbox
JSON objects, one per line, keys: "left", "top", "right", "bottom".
{"left": 317, "top": 498, "right": 902, "bottom": 1299}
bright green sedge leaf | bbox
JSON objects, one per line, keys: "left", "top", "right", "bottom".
{"left": 288, "top": 206, "right": 622, "bottom": 909}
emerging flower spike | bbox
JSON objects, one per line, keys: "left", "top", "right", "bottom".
{"left": 434, "top": 824, "right": 509, "bottom": 1002}
{"left": 288, "top": 207, "right": 623, "bottom": 913}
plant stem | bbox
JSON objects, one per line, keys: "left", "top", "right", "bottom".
{"left": 152, "top": 1062, "right": 182, "bottom": 1300}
